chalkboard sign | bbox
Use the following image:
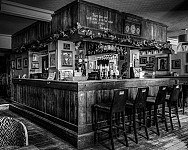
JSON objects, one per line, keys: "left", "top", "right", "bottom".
{"left": 79, "top": 1, "right": 122, "bottom": 34}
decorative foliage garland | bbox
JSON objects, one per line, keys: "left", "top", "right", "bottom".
{"left": 13, "top": 22, "right": 173, "bottom": 53}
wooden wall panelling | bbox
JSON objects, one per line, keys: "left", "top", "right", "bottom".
{"left": 141, "top": 19, "right": 167, "bottom": 42}
{"left": 52, "top": 1, "right": 78, "bottom": 34}
{"left": 12, "top": 21, "right": 51, "bottom": 49}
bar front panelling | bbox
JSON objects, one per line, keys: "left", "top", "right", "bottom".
{"left": 13, "top": 82, "right": 78, "bottom": 126}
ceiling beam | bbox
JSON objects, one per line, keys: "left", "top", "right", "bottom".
{"left": 1, "top": 0, "right": 53, "bottom": 22}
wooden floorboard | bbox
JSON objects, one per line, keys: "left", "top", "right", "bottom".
{"left": 1, "top": 98, "right": 188, "bottom": 150}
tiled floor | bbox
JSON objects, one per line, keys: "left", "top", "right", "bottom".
{"left": 0, "top": 99, "right": 188, "bottom": 150}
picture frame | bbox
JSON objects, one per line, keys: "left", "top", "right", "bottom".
{"left": 149, "top": 56, "right": 155, "bottom": 63}
{"left": 185, "top": 65, "right": 188, "bottom": 73}
{"left": 157, "top": 57, "right": 169, "bottom": 71}
{"left": 63, "top": 43, "right": 71, "bottom": 50}
{"left": 11, "top": 60, "right": 15, "bottom": 69}
{"left": 23, "top": 58, "right": 28, "bottom": 68}
{"left": 61, "top": 51, "right": 73, "bottom": 67}
{"left": 172, "top": 59, "right": 181, "bottom": 69}
{"left": 186, "top": 53, "right": 188, "bottom": 63}
{"left": 140, "top": 57, "right": 147, "bottom": 64}
{"left": 32, "top": 53, "right": 39, "bottom": 62}
{"left": 31, "top": 62, "right": 39, "bottom": 69}
{"left": 49, "top": 51, "right": 56, "bottom": 67}
{"left": 16, "top": 57, "right": 22, "bottom": 70}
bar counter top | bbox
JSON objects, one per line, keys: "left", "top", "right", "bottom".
{"left": 13, "top": 78, "right": 175, "bottom": 90}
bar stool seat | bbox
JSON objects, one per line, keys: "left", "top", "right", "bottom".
{"left": 93, "top": 89, "right": 129, "bottom": 150}
{"left": 146, "top": 86, "right": 168, "bottom": 136}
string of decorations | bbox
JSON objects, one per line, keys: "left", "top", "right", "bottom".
{"left": 13, "top": 22, "right": 173, "bottom": 53}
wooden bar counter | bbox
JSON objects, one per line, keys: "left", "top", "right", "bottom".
{"left": 11, "top": 78, "right": 175, "bottom": 149}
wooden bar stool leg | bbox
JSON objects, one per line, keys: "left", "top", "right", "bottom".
{"left": 162, "top": 105, "right": 169, "bottom": 132}
{"left": 143, "top": 108, "right": 149, "bottom": 140}
{"left": 148, "top": 105, "right": 152, "bottom": 127}
{"left": 154, "top": 107, "right": 160, "bottom": 135}
{"left": 175, "top": 105, "right": 181, "bottom": 128}
{"left": 169, "top": 106, "right": 174, "bottom": 130}
{"left": 183, "top": 97, "right": 185, "bottom": 114}
{"left": 138, "top": 108, "right": 142, "bottom": 130}
{"left": 122, "top": 112, "right": 129, "bottom": 147}
{"left": 116, "top": 113, "right": 120, "bottom": 137}
{"left": 109, "top": 115, "right": 115, "bottom": 150}
{"left": 133, "top": 109, "right": 138, "bottom": 144}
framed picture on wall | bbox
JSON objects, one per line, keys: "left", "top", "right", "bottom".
{"left": 11, "top": 60, "right": 15, "bottom": 69}
{"left": 172, "top": 59, "right": 181, "bottom": 69}
{"left": 61, "top": 51, "right": 73, "bottom": 67}
{"left": 157, "top": 57, "right": 169, "bottom": 71}
{"left": 31, "top": 62, "right": 39, "bottom": 69}
{"left": 149, "top": 56, "right": 155, "bottom": 63}
{"left": 32, "top": 53, "right": 39, "bottom": 62}
{"left": 185, "top": 65, "right": 188, "bottom": 73}
{"left": 23, "top": 58, "right": 28, "bottom": 68}
{"left": 140, "top": 57, "right": 147, "bottom": 64}
{"left": 63, "top": 43, "right": 71, "bottom": 50}
{"left": 49, "top": 51, "right": 56, "bottom": 67}
{"left": 16, "top": 57, "right": 22, "bottom": 70}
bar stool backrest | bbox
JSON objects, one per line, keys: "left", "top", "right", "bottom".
{"left": 155, "top": 86, "right": 167, "bottom": 105}
{"left": 111, "top": 89, "right": 128, "bottom": 113}
{"left": 182, "top": 84, "right": 188, "bottom": 99}
{"left": 134, "top": 87, "right": 149, "bottom": 108}
{"left": 170, "top": 84, "right": 180, "bottom": 103}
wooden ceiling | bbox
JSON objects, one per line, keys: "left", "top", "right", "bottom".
{"left": 1, "top": 0, "right": 188, "bottom": 38}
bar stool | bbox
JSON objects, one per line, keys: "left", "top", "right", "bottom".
{"left": 165, "top": 84, "right": 181, "bottom": 130}
{"left": 146, "top": 86, "right": 168, "bottom": 136}
{"left": 93, "top": 89, "right": 129, "bottom": 150}
{"left": 125, "top": 87, "right": 149, "bottom": 144}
